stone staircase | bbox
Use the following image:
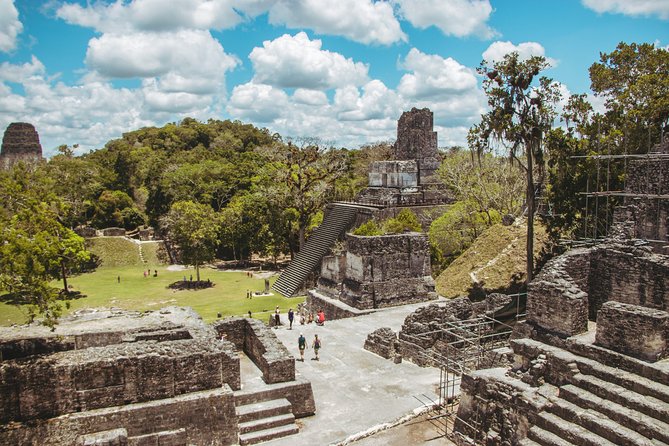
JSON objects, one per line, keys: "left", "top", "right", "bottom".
{"left": 235, "top": 395, "right": 299, "bottom": 445}
{"left": 515, "top": 338, "right": 669, "bottom": 446}
{"left": 273, "top": 203, "right": 363, "bottom": 297}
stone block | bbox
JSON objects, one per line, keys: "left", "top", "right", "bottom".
{"left": 527, "top": 278, "right": 588, "bottom": 337}
{"left": 595, "top": 301, "right": 669, "bottom": 362}
{"left": 364, "top": 327, "right": 398, "bottom": 359}
{"left": 79, "top": 428, "right": 128, "bottom": 446}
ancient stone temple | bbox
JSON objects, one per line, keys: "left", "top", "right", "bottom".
{"left": 0, "top": 307, "right": 315, "bottom": 445}
{"left": 273, "top": 108, "right": 451, "bottom": 298}
{"left": 0, "top": 122, "right": 43, "bottom": 169}
{"left": 357, "top": 107, "right": 450, "bottom": 206}
{"left": 451, "top": 141, "right": 669, "bottom": 445}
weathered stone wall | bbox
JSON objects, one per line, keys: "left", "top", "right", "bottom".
{"left": 0, "top": 337, "right": 238, "bottom": 423}
{"left": 367, "top": 160, "right": 418, "bottom": 188}
{"left": 0, "top": 122, "right": 43, "bottom": 169}
{"left": 393, "top": 108, "right": 440, "bottom": 183}
{"left": 595, "top": 301, "right": 669, "bottom": 362}
{"left": 1, "top": 387, "right": 238, "bottom": 446}
{"left": 306, "top": 290, "right": 364, "bottom": 320}
{"left": 589, "top": 244, "right": 669, "bottom": 315}
{"left": 214, "top": 318, "right": 295, "bottom": 384}
{"left": 364, "top": 327, "right": 399, "bottom": 359}
{"left": 102, "top": 227, "right": 126, "bottom": 236}
{"left": 339, "top": 233, "right": 435, "bottom": 310}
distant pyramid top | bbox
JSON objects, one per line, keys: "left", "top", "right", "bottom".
{"left": 393, "top": 107, "right": 438, "bottom": 161}
{"left": 1, "top": 122, "right": 43, "bottom": 158}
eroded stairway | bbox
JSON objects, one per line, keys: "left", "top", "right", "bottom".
{"left": 235, "top": 394, "right": 299, "bottom": 445}
{"left": 273, "top": 203, "right": 368, "bottom": 297}
{"left": 515, "top": 338, "right": 669, "bottom": 446}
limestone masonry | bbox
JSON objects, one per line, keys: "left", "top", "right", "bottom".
{"left": 0, "top": 307, "right": 314, "bottom": 445}
{"left": 0, "top": 122, "right": 43, "bottom": 169}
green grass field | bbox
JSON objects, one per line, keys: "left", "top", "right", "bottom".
{"left": 0, "top": 237, "right": 304, "bottom": 326}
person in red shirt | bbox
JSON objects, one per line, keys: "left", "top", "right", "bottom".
{"left": 317, "top": 310, "right": 325, "bottom": 326}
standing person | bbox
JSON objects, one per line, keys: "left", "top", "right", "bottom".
{"left": 300, "top": 312, "right": 306, "bottom": 325}
{"left": 274, "top": 306, "right": 280, "bottom": 327}
{"left": 288, "top": 308, "right": 294, "bottom": 330}
{"left": 298, "top": 333, "right": 307, "bottom": 361}
{"left": 317, "top": 309, "right": 325, "bottom": 326}
{"left": 117, "top": 275, "right": 120, "bottom": 283}
{"left": 312, "top": 334, "right": 321, "bottom": 361}
{"left": 143, "top": 270, "right": 147, "bottom": 278}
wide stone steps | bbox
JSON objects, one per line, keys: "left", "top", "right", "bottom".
{"left": 560, "top": 383, "right": 669, "bottom": 445}
{"left": 235, "top": 398, "right": 299, "bottom": 445}
{"left": 526, "top": 425, "right": 576, "bottom": 446}
{"left": 513, "top": 338, "right": 669, "bottom": 446}
{"left": 535, "top": 411, "right": 617, "bottom": 446}
{"left": 546, "top": 396, "right": 656, "bottom": 446}
{"left": 273, "top": 203, "right": 361, "bottom": 297}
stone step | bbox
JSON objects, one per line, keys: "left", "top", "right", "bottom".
{"left": 527, "top": 425, "right": 576, "bottom": 446}
{"left": 519, "top": 438, "right": 542, "bottom": 446}
{"left": 239, "top": 424, "right": 299, "bottom": 446}
{"left": 547, "top": 396, "right": 655, "bottom": 446}
{"left": 512, "top": 338, "right": 669, "bottom": 404}
{"left": 238, "top": 413, "right": 295, "bottom": 435}
{"left": 536, "top": 411, "right": 617, "bottom": 446}
{"left": 236, "top": 398, "right": 292, "bottom": 424}
{"left": 560, "top": 383, "right": 669, "bottom": 445}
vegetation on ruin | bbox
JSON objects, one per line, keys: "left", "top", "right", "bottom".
{"left": 435, "top": 219, "right": 549, "bottom": 299}
{"left": 351, "top": 209, "right": 422, "bottom": 236}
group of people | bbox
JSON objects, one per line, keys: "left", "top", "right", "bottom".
{"left": 274, "top": 307, "right": 326, "bottom": 329}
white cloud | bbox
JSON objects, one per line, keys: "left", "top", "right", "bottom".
{"left": 0, "top": 55, "right": 45, "bottom": 82}
{"left": 228, "top": 82, "right": 289, "bottom": 122}
{"left": 249, "top": 32, "right": 369, "bottom": 90}
{"left": 398, "top": 48, "right": 478, "bottom": 99}
{"left": 394, "top": 0, "right": 496, "bottom": 38}
{"left": 56, "top": 0, "right": 243, "bottom": 33}
{"left": 268, "top": 0, "right": 406, "bottom": 45}
{"left": 482, "top": 41, "right": 557, "bottom": 66}
{"left": 334, "top": 80, "right": 403, "bottom": 121}
{"left": 292, "top": 89, "right": 328, "bottom": 106}
{"left": 86, "top": 29, "right": 237, "bottom": 92}
{"left": 582, "top": 0, "right": 669, "bottom": 19}
{"left": 0, "top": 0, "right": 22, "bottom": 52}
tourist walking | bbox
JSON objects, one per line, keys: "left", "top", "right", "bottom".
{"left": 274, "top": 306, "right": 280, "bottom": 327}
{"left": 288, "top": 308, "right": 294, "bottom": 329}
{"left": 298, "top": 333, "right": 307, "bottom": 361}
{"left": 312, "top": 334, "right": 321, "bottom": 360}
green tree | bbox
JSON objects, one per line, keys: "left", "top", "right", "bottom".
{"left": 161, "top": 201, "right": 220, "bottom": 281}
{"left": 256, "top": 140, "right": 348, "bottom": 252}
{"left": 590, "top": 42, "right": 669, "bottom": 146}
{"left": 382, "top": 209, "right": 422, "bottom": 234}
{"left": 0, "top": 164, "right": 91, "bottom": 327}
{"left": 469, "top": 52, "right": 561, "bottom": 282}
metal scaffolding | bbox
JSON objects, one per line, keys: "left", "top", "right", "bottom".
{"left": 410, "top": 293, "right": 527, "bottom": 443}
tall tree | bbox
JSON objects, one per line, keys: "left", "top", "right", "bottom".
{"left": 469, "top": 52, "right": 561, "bottom": 283}
{"left": 0, "top": 164, "right": 90, "bottom": 327}
{"left": 256, "top": 139, "right": 348, "bottom": 252}
{"left": 590, "top": 42, "right": 669, "bottom": 147}
{"left": 161, "top": 201, "right": 220, "bottom": 281}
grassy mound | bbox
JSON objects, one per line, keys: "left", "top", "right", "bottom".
{"left": 86, "top": 237, "right": 165, "bottom": 268}
{"left": 435, "top": 219, "right": 549, "bottom": 299}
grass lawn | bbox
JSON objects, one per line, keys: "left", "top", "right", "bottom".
{"left": 0, "top": 237, "right": 304, "bottom": 326}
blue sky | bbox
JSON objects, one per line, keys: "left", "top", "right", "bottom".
{"left": 0, "top": 0, "right": 667, "bottom": 156}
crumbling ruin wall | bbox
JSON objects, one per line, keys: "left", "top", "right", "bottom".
{"left": 1, "top": 387, "right": 237, "bottom": 446}
{"left": 340, "top": 233, "right": 435, "bottom": 309}
{"left": 214, "top": 317, "right": 295, "bottom": 384}
{"left": 393, "top": 108, "right": 440, "bottom": 183}
{"left": 317, "top": 254, "right": 346, "bottom": 297}
{"left": 367, "top": 160, "right": 418, "bottom": 188}
{"left": 0, "top": 338, "right": 238, "bottom": 423}
{"left": 364, "top": 327, "right": 400, "bottom": 360}
{"left": 588, "top": 244, "right": 669, "bottom": 317}
{"left": 595, "top": 301, "right": 669, "bottom": 362}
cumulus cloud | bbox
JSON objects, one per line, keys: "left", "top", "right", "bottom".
{"left": 0, "top": 0, "right": 22, "bottom": 52}
{"left": 56, "top": 0, "right": 244, "bottom": 33}
{"left": 86, "top": 30, "right": 237, "bottom": 90}
{"left": 268, "top": 0, "right": 405, "bottom": 45}
{"left": 228, "top": 82, "right": 289, "bottom": 122}
{"left": 249, "top": 32, "right": 369, "bottom": 90}
{"left": 398, "top": 48, "right": 478, "bottom": 99}
{"left": 482, "top": 41, "right": 557, "bottom": 66}
{"left": 394, "top": 0, "right": 496, "bottom": 38}
{"left": 582, "top": 0, "right": 669, "bottom": 19}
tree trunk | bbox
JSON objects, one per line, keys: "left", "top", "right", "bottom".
{"left": 60, "top": 259, "right": 69, "bottom": 295}
{"left": 196, "top": 262, "right": 201, "bottom": 282}
{"left": 298, "top": 225, "right": 306, "bottom": 252}
{"left": 526, "top": 145, "right": 535, "bottom": 284}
